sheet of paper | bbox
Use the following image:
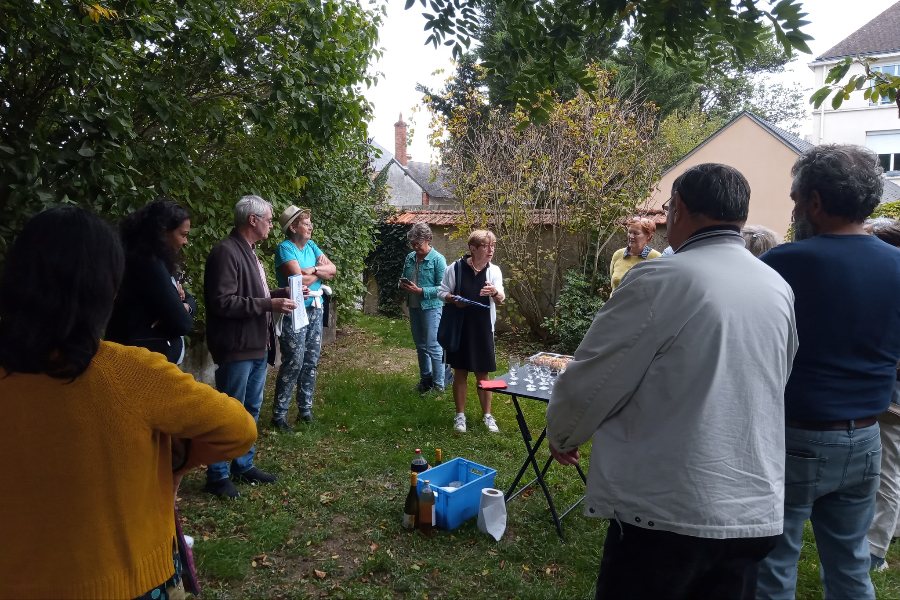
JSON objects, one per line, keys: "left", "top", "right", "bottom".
{"left": 289, "top": 274, "right": 308, "bottom": 331}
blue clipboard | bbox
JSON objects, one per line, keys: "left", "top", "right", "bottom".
{"left": 450, "top": 295, "right": 490, "bottom": 308}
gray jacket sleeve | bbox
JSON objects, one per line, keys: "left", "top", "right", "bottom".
{"left": 546, "top": 276, "right": 662, "bottom": 453}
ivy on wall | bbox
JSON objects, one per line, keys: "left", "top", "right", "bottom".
{"left": 364, "top": 206, "right": 410, "bottom": 316}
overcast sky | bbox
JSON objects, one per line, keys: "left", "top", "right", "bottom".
{"left": 363, "top": 0, "right": 899, "bottom": 161}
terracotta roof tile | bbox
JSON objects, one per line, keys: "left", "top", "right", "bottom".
{"left": 388, "top": 208, "right": 667, "bottom": 227}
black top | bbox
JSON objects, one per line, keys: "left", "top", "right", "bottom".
{"left": 106, "top": 256, "right": 196, "bottom": 364}
{"left": 446, "top": 258, "right": 496, "bottom": 373}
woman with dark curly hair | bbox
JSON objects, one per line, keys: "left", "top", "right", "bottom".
{"left": 106, "top": 199, "right": 195, "bottom": 364}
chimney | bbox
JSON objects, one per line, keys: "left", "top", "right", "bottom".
{"left": 394, "top": 113, "right": 408, "bottom": 166}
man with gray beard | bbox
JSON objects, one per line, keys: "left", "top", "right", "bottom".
{"left": 756, "top": 145, "right": 900, "bottom": 599}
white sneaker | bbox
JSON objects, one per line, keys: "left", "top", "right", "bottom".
{"left": 184, "top": 535, "right": 194, "bottom": 549}
{"left": 483, "top": 414, "right": 499, "bottom": 433}
{"left": 454, "top": 414, "right": 467, "bottom": 432}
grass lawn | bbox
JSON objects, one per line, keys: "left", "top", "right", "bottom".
{"left": 178, "top": 314, "right": 900, "bottom": 599}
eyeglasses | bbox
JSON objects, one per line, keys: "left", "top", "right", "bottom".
{"left": 479, "top": 243, "right": 497, "bottom": 249}
{"left": 254, "top": 214, "right": 274, "bottom": 225}
{"left": 662, "top": 194, "right": 674, "bottom": 213}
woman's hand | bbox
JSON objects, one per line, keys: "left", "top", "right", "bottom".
{"left": 446, "top": 295, "right": 467, "bottom": 308}
{"left": 176, "top": 281, "right": 186, "bottom": 301}
{"left": 480, "top": 282, "right": 501, "bottom": 300}
{"left": 400, "top": 281, "right": 423, "bottom": 295}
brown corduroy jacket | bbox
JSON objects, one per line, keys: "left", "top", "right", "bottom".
{"left": 204, "top": 229, "right": 288, "bottom": 364}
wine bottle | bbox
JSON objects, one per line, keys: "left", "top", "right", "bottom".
{"left": 417, "top": 479, "right": 437, "bottom": 537}
{"left": 402, "top": 472, "right": 419, "bottom": 530}
{"left": 435, "top": 448, "right": 442, "bottom": 466}
{"left": 411, "top": 448, "right": 429, "bottom": 473}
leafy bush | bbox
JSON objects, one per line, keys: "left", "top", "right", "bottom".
{"left": 544, "top": 270, "right": 607, "bottom": 353}
{"left": 0, "top": 0, "right": 382, "bottom": 339}
{"left": 873, "top": 200, "right": 900, "bottom": 220}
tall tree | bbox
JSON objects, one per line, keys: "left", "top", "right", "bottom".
{"left": 407, "top": 0, "right": 812, "bottom": 124}
{"left": 0, "top": 0, "right": 383, "bottom": 326}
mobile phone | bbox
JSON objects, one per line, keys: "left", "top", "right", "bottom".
{"left": 399, "top": 277, "right": 412, "bottom": 285}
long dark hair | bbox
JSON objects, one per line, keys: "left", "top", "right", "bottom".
{"left": 0, "top": 207, "right": 124, "bottom": 379}
{"left": 120, "top": 199, "right": 190, "bottom": 275}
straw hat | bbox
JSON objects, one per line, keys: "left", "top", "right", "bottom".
{"left": 278, "top": 205, "right": 309, "bottom": 234}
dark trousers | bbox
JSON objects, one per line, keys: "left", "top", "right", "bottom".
{"left": 595, "top": 521, "right": 777, "bottom": 600}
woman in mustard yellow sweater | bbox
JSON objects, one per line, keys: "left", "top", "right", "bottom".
{"left": 0, "top": 207, "right": 258, "bottom": 600}
{"left": 610, "top": 217, "right": 662, "bottom": 291}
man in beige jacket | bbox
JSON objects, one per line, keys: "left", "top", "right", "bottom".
{"left": 547, "top": 164, "right": 798, "bottom": 600}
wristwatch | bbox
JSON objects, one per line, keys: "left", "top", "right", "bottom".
{"left": 314, "top": 266, "right": 318, "bottom": 274}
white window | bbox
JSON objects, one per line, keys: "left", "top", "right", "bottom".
{"left": 870, "top": 64, "right": 900, "bottom": 106}
{"left": 867, "top": 130, "right": 900, "bottom": 173}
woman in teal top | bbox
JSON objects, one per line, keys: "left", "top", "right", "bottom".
{"left": 399, "top": 223, "right": 447, "bottom": 394}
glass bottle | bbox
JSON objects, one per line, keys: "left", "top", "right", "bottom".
{"left": 411, "top": 448, "right": 429, "bottom": 473}
{"left": 402, "top": 472, "right": 419, "bottom": 530}
{"left": 435, "top": 448, "right": 443, "bottom": 466}
{"left": 417, "top": 479, "right": 437, "bottom": 537}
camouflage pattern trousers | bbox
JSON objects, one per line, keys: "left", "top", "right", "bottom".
{"left": 273, "top": 305, "right": 324, "bottom": 419}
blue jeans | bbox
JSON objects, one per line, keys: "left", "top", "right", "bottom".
{"left": 207, "top": 357, "right": 267, "bottom": 483}
{"left": 409, "top": 306, "right": 444, "bottom": 388}
{"left": 273, "top": 306, "right": 323, "bottom": 419}
{"left": 756, "top": 423, "right": 882, "bottom": 600}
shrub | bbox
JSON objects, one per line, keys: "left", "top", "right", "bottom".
{"left": 544, "top": 270, "right": 607, "bottom": 353}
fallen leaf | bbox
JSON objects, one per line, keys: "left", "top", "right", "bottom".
{"left": 523, "top": 565, "right": 530, "bottom": 571}
{"left": 411, "top": 564, "right": 421, "bottom": 571}
{"left": 369, "top": 541, "right": 379, "bottom": 554}
{"left": 505, "top": 399, "right": 511, "bottom": 404}
{"left": 488, "top": 550, "right": 498, "bottom": 555}
{"left": 546, "top": 568, "right": 551, "bottom": 575}
{"left": 482, "top": 569, "right": 489, "bottom": 575}
{"left": 500, "top": 560, "right": 505, "bottom": 569}
{"left": 306, "top": 541, "right": 312, "bottom": 546}
{"left": 361, "top": 578, "right": 368, "bottom": 583}
{"left": 314, "top": 569, "right": 326, "bottom": 579}
{"left": 252, "top": 561, "right": 257, "bottom": 567}
{"left": 331, "top": 554, "right": 340, "bottom": 559}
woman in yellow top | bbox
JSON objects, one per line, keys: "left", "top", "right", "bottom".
{"left": 0, "top": 207, "right": 258, "bottom": 600}
{"left": 610, "top": 217, "right": 662, "bottom": 291}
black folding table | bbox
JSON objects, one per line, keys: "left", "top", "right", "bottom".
{"left": 489, "top": 372, "right": 587, "bottom": 541}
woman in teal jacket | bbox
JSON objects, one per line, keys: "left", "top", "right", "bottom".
{"left": 399, "top": 223, "right": 448, "bottom": 393}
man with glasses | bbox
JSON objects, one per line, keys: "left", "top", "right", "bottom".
{"left": 270, "top": 206, "right": 336, "bottom": 432}
{"left": 203, "top": 195, "right": 297, "bottom": 498}
{"left": 547, "top": 164, "right": 798, "bottom": 599}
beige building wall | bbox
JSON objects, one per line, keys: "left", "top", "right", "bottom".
{"left": 649, "top": 115, "right": 799, "bottom": 236}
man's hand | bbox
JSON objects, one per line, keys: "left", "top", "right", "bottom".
{"left": 272, "top": 298, "right": 298, "bottom": 314}
{"left": 316, "top": 254, "right": 332, "bottom": 266}
{"left": 300, "top": 266, "right": 317, "bottom": 276}
{"left": 549, "top": 443, "right": 580, "bottom": 467}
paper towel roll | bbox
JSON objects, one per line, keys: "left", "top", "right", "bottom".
{"left": 476, "top": 488, "right": 507, "bottom": 541}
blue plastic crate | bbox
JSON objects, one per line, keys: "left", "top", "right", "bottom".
{"left": 415, "top": 457, "right": 498, "bottom": 531}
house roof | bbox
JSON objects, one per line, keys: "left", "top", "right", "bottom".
{"left": 663, "top": 111, "right": 813, "bottom": 177}
{"left": 369, "top": 141, "right": 394, "bottom": 174}
{"left": 884, "top": 179, "right": 900, "bottom": 204}
{"left": 404, "top": 161, "right": 456, "bottom": 199}
{"left": 388, "top": 209, "right": 568, "bottom": 226}
{"left": 816, "top": 1, "right": 900, "bottom": 61}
